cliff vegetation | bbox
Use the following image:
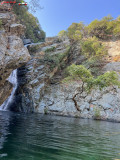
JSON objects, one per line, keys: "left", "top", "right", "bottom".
{"left": 9, "top": 0, "right": 46, "bottom": 42}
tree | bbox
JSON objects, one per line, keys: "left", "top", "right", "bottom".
{"left": 81, "top": 37, "right": 107, "bottom": 58}
{"left": 58, "top": 30, "right": 67, "bottom": 40}
{"left": 102, "top": 14, "right": 113, "bottom": 22}
{"left": 12, "top": 0, "right": 45, "bottom": 42}
{"left": 67, "top": 22, "right": 84, "bottom": 42}
{"left": 62, "top": 64, "right": 120, "bottom": 112}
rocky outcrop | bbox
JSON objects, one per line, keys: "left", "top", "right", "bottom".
{"left": 38, "top": 82, "right": 120, "bottom": 122}
{"left": 36, "top": 38, "right": 120, "bottom": 122}
{"left": 14, "top": 55, "right": 45, "bottom": 112}
{"left": 14, "top": 37, "right": 70, "bottom": 112}
{"left": 0, "top": 3, "right": 30, "bottom": 106}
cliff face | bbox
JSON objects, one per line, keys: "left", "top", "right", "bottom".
{"left": 37, "top": 38, "right": 120, "bottom": 122}
{"left": 14, "top": 37, "right": 68, "bottom": 112}
{"left": 0, "top": 3, "right": 31, "bottom": 106}
{"left": 1, "top": 2, "right": 120, "bottom": 122}
{"left": 11, "top": 29, "right": 120, "bottom": 122}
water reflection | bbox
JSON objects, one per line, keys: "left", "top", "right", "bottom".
{"left": 0, "top": 112, "right": 120, "bottom": 160}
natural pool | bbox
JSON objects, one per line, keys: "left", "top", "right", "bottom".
{"left": 0, "top": 111, "right": 120, "bottom": 160}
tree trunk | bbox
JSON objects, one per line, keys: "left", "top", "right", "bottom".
{"left": 72, "top": 82, "right": 84, "bottom": 112}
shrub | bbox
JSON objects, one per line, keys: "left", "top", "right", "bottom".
{"left": 58, "top": 30, "right": 67, "bottom": 40}
{"left": 62, "top": 64, "right": 120, "bottom": 112}
{"left": 44, "top": 47, "right": 70, "bottom": 71}
{"left": 67, "top": 22, "right": 84, "bottom": 41}
{"left": 86, "top": 15, "right": 120, "bottom": 39}
{"left": 63, "top": 64, "right": 120, "bottom": 92}
{"left": 45, "top": 47, "right": 56, "bottom": 53}
{"left": 82, "top": 56, "right": 104, "bottom": 76}
{"left": 93, "top": 107, "right": 101, "bottom": 119}
{"left": 27, "top": 44, "right": 40, "bottom": 53}
{"left": 13, "top": 0, "right": 46, "bottom": 42}
{"left": 81, "top": 37, "right": 107, "bottom": 58}
{"left": 0, "top": 19, "right": 2, "bottom": 29}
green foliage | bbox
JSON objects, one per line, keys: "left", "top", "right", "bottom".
{"left": 67, "top": 22, "right": 84, "bottom": 41}
{"left": 58, "top": 30, "right": 67, "bottom": 38}
{"left": 90, "top": 71, "right": 120, "bottom": 90}
{"left": 81, "top": 37, "right": 107, "bottom": 58}
{"left": 86, "top": 15, "right": 120, "bottom": 39}
{"left": 28, "top": 44, "right": 40, "bottom": 53}
{"left": 63, "top": 64, "right": 93, "bottom": 83}
{"left": 63, "top": 64, "right": 120, "bottom": 93}
{"left": 82, "top": 56, "right": 104, "bottom": 76}
{"left": 45, "top": 47, "right": 70, "bottom": 71}
{"left": 60, "top": 15, "right": 120, "bottom": 41}
{"left": 93, "top": 107, "right": 101, "bottom": 119}
{"left": 44, "top": 107, "right": 48, "bottom": 114}
{"left": 12, "top": 0, "right": 45, "bottom": 42}
{"left": 0, "top": 19, "right": 2, "bottom": 29}
{"left": 45, "top": 47, "right": 56, "bottom": 53}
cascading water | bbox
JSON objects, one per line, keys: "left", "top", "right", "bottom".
{"left": 0, "top": 69, "right": 18, "bottom": 111}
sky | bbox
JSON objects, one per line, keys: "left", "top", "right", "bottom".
{"left": 26, "top": 0, "right": 120, "bottom": 37}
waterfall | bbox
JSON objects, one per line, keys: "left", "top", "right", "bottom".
{"left": 0, "top": 69, "right": 18, "bottom": 111}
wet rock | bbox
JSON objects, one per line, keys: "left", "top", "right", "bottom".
{"left": 0, "top": 4, "right": 31, "bottom": 106}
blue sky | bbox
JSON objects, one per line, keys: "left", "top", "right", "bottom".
{"left": 26, "top": 0, "right": 120, "bottom": 37}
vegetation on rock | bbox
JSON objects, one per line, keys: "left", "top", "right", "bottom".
{"left": 58, "top": 30, "right": 67, "bottom": 39}
{"left": 44, "top": 47, "right": 70, "bottom": 71}
{"left": 66, "top": 22, "right": 84, "bottom": 42}
{"left": 59, "top": 15, "right": 120, "bottom": 42}
{"left": 62, "top": 64, "right": 120, "bottom": 112}
{"left": 45, "top": 47, "right": 56, "bottom": 53}
{"left": 0, "top": 19, "right": 2, "bottom": 29}
{"left": 12, "top": 0, "right": 46, "bottom": 42}
{"left": 81, "top": 37, "right": 107, "bottom": 58}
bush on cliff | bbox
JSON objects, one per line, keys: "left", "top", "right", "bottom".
{"left": 58, "top": 30, "right": 67, "bottom": 40}
{"left": 81, "top": 37, "right": 107, "bottom": 58}
{"left": 62, "top": 64, "right": 120, "bottom": 112}
{"left": 12, "top": 0, "right": 46, "bottom": 42}
{"left": 67, "top": 22, "right": 84, "bottom": 42}
{"left": 60, "top": 15, "right": 120, "bottom": 41}
{"left": 44, "top": 47, "right": 70, "bottom": 71}
{"left": 86, "top": 15, "right": 120, "bottom": 39}
{"left": 0, "top": 19, "right": 2, "bottom": 29}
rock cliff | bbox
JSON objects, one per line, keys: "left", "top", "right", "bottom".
{"left": 0, "top": 3, "right": 30, "bottom": 106}
{"left": 37, "top": 38, "right": 120, "bottom": 122}
{"left": 11, "top": 31, "right": 120, "bottom": 122}
{"left": 1, "top": 3, "right": 120, "bottom": 122}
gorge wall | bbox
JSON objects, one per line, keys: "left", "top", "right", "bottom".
{"left": 1, "top": 3, "right": 120, "bottom": 123}
{"left": 0, "top": 3, "right": 30, "bottom": 106}
{"left": 14, "top": 35, "right": 120, "bottom": 122}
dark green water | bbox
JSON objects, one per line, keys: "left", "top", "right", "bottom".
{"left": 0, "top": 111, "right": 120, "bottom": 160}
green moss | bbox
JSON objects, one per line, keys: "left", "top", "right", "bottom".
{"left": 45, "top": 46, "right": 56, "bottom": 53}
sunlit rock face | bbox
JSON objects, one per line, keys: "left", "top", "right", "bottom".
{"left": 0, "top": 3, "right": 31, "bottom": 106}
{"left": 36, "top": 38, "right": 120, "bottom": 122}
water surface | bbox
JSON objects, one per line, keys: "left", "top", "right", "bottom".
{"left": 0, "top": 111, "right": 120, "bottom": 160}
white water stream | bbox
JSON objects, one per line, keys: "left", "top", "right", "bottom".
{"left": 0, "top": 69, "right": 18, "bottom": 110}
